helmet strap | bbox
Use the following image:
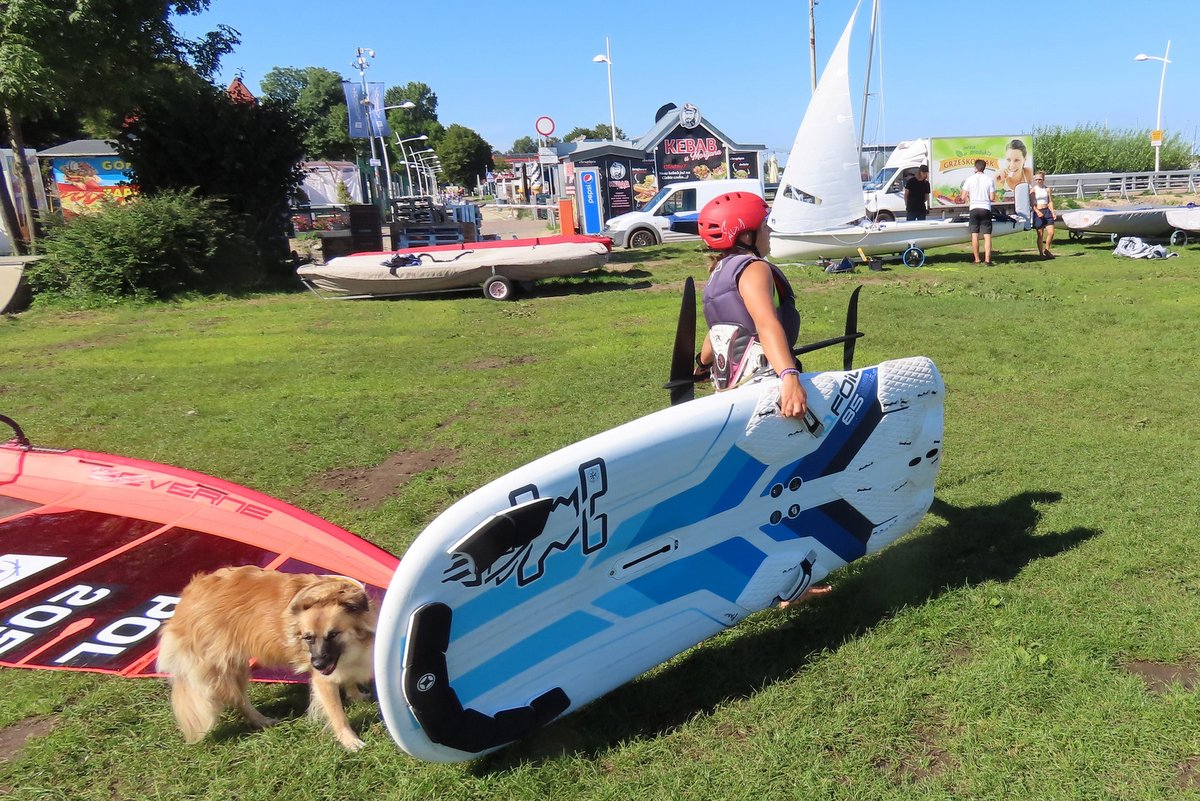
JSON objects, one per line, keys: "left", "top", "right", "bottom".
{"left": 738, "top": 230, "right": 762, "bottom": 258}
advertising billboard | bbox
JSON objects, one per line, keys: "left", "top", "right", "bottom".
{"left": 929, "top": 135, "right": 1033, "bottom": 207}
{"left": 49, "top": 156, "right": 136, "bottom": 217}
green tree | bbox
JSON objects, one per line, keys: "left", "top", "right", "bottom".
{"left": 0, "top": 0, "right": 236, "bottom": 252}
{"left": 117, "top": 73, "right": 305, "bottom": 279}
{"left": 437, "top": 124, "right": 492, "bottom": 189}
{"left": 261, "top": 66, "right": 355, "bottom": 161}
{"left": 562, "top": 123, "right": 625, "bottom": 142}
{"left": 510, "top": 135, "right": 559, "bottom": 154}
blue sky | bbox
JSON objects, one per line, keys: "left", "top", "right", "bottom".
{"left": 175, "top": 0, "right": 1199, "bottom": 161}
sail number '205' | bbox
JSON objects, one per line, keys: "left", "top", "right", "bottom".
{"left": 0, "top": 584, "right": 179, "bottom": 666}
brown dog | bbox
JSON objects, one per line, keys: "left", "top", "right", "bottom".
{"left": 156, "top": 566, "right": 376, "bottom": 750}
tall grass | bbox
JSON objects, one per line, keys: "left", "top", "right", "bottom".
{"left": 1033, "top": 123, "right": 1192, "bottom": 173}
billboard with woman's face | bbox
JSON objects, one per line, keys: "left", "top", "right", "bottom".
{"left": 929, "top": 135, "right": 1032, "bottom": 206}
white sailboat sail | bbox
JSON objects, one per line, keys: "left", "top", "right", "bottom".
{"left": 768, "top": 0, "right": 1028, "bottom": 264}
{"left": 768, "top": 5, "right": 865, "bottom": 234}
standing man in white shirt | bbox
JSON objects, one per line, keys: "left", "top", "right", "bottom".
{"left": 962, "top": 159, "right": 995, "bottom": 265}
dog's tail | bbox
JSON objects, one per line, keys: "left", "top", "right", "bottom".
{"left": 157, "top": 629, "right": 221, "bottom": 744}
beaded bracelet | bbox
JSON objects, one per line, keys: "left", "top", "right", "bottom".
{"left": 778, "top": 368, "right": 800, "bottom": 379}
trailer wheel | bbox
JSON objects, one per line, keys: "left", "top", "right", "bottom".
{"left": 901, "top": 246, "right": 925, "bottom": 268}
{"left": 1068, "top": 230, "right": 1084, "bottom": 242}
{"left": 1170, "top": 229, "right": 1189, "bottom": 247}
{"left": 483, "top": 275, "right": 515, "bottom": 301}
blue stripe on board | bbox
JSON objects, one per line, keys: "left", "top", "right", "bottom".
{"left": 592, "top": 583, "right": 657, "bottom": 618}
{"left": 764, "top": 367, "right": 881, "bottom": 491}
{"left": 760, "top": 500, "right": 875, "bottom": 562}
{"left": 623, "top": 446, "right": 767, "bottom": 550}
{"left": 453, "top": 610, "right": 612, "bottom": 702}
{"left": 621, "top": 536, "right": 767, "bottom": 607}
{"left": 452, "top": 546, "right": 588, "bottom": 638}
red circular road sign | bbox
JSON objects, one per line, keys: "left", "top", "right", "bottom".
{"left": 535, "top": 116, "right": 555, "bottom": 137}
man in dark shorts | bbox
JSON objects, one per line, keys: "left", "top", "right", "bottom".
{"left": 903, "top": 165, "right": 931, "bottom": 221}
{"left": 962, "top": 159, "right": 995, "bottom": 264}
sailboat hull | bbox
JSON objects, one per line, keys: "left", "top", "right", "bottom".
{"left": 770, "top": 217, "right": 1025, "bottom": 262}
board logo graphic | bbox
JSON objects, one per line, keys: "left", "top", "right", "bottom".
{"left": 0, "top": 554, "right": 66, "bottom": 591}
{"left": 442, "top": 458, "right": 609, "bottom": 589}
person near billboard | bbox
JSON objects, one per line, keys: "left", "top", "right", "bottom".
{"left": 994, "top": 138, "right": 1033, "bottom": 197}
{"left": 962, "top": 159, "right": 995, "bottom": 265}
{"left": 904, "top": 165, "right": 932, "bottom": 221}
{"left": 1030, "top": 171, "right": 1057, "bottom": 259}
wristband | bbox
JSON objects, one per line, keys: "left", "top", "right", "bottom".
{"left": 779, "top": 368, "right": 800, "bottom": 379}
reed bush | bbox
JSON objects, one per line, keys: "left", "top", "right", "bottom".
{"left": 1033, "top": 123, "right": 1192, "bottom": 173}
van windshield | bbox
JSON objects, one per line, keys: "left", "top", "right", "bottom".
{"left": 863, "top": 167, "right": 897, "bottom": 192}
{"left": 638, "top": 185, "right": 674, "bottom": 211}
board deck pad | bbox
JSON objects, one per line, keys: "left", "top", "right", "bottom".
{"left": 0, "top": 440, "right": 398, "bottom": 679}
{"left": 375, "top": 356, "right": 945, "bottom": 761}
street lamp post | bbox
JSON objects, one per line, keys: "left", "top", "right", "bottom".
{"left": 396, "top": 134, "right": 429, "bottom": 196}
{"left": 379, "top": 101, "right": 415, "bottom": 198}
{"left": 592, "top": 38, "right": 616, "bottom": 143}
{"left": 1134, "top": 40, "right": 1171, "bottom": 173}
{"left": 351, "top": 48, "right": 384, "bottom": 216}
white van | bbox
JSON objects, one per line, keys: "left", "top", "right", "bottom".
{"left": 603, "top": 178, "right": 763, "bottom": 248}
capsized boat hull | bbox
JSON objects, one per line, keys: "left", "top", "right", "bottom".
{"left": 769, "top": 217, "right": 1025, "bottom": 261}
{"left": 296, "top": 234, "right": 612, "bottom": 298}
{"left": 1060, "top": 207, "right": 1174, "bottom": 237}
{"left": 1165, "top": 206, "right": 1200, "bottom": 233}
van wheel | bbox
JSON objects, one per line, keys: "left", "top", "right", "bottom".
{"left": 483, "top": 275, "right": 515, "bottom": 300}
{"left": 873, "top": 210, "right": 895, "bottom": 223}
{"left": 628, "top": 229, "right": 658, "bottom": 248}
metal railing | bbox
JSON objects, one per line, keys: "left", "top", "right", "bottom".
{"left": 482, "top": 202, "right": 559, "bottom": 225}
{"left": 1046, "top": 170, "right": 1200, "bottom": 199}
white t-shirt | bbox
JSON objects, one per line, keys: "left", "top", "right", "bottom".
{"left": 962, "top": 172, "right": 994, "bottom": 210}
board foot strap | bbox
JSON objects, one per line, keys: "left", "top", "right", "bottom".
{"left": 403, "top": 602, "right": 570, "bottom": 755}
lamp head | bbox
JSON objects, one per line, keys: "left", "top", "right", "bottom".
{"left": 1134, "top": 54, "right": 1150, "bottom": 61}
{"left": 592, "top": 55, "right": 609, "bottom": 64}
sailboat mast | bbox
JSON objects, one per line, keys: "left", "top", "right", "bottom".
{"left": 809, "top": 0, "right": 818, "bottom": 92}
{"left": 857, "top": 0, "right": 879, "bottom": 156}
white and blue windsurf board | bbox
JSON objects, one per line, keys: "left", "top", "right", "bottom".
{"left": 375, "top": 356, "right": 944, "bottom": 761}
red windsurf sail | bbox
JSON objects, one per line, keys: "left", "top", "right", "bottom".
{"left": 0, "top": 418, "right": 398, "bottom": 679}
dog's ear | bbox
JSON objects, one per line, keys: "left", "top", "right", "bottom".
{"left": 337, "top": 584, "right": 370, "bottom": 615}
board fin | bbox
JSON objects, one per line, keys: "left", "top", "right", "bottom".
{"left": 403, "top": 602, "right": 570, "bottom": 754}
{"left": 792, "top": 285, "right": 864, "bottom": 369}
{"left": 663, "top": 276, "right": 698, "bottom": 405}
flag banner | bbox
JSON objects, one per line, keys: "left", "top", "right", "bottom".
{"left": 343, "top": 82, "right": 390, "bottom": 139}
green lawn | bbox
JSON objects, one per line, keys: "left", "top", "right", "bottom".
{"left": 2, "top": 230, "right": 1199, "bottom": 800}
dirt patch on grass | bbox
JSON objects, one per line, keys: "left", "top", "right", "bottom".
{"left": 1176, "top": 756, "right": 1200, "bottom": 790}
{"left": 464, "top": 354, "right": 537, "bottom": 370}
{"left": 315, "top": 449, "right": 458, "bottom": 509}
{"left": 877, "top": 725, "right": 953, "bottom": 784}
{"left": 0, "top": 716, "right": 56, "bottom": 763}
{"left": 1123, "top": 660, "right": 1198, "bottom": 693}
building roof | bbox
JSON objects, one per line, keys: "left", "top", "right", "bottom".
{"left": 551, "top": 103, "right": 765, "bottom": 162}
{"left": 36, "top": 139, "right": 117, "bottom": 158}
{"left": 226, "top": 76, "right": 257, "bottom": 105}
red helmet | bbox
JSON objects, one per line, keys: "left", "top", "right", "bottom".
{"left": 698, "top": 192, "right": 770, "bottom": 250}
